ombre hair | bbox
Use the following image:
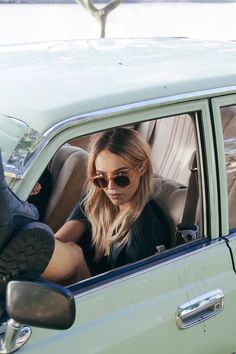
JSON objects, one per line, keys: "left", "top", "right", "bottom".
{"left": 84, "top": 127, "right": 153, "bottom": 261}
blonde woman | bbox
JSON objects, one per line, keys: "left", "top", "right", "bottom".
{"left": 56, "top": 127, "right": 170, "bottom": 276}
{"left": 0, "top": 128, "right": 170, "bottom": 289}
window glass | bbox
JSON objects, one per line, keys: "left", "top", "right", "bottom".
{"left": 220, "top": 106, "right": 236, "bottom": 230}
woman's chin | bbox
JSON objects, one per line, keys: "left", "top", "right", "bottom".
{"left": 108, "top": 196, "right": 125, "bottom": 207}
{"left": 110, "top": 199, "right": 122, "bottom": 206}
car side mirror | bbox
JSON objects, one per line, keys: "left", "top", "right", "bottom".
{"left": 6, "top": 280, "right": 76, "bottom": 330}
{"left": 0, "top": 280, "right": 75, "bottom": 353}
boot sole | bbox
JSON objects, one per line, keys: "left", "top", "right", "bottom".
{"left": 0, "top": 223, "right": 55, "bottom": 280}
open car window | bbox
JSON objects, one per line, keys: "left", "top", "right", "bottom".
{"left": 28, "top": 111, "right": 204, "bottom": 285}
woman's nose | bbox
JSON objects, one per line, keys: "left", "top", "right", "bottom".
{"left": 107, "top": 178, "right": 116, "bottom": 190}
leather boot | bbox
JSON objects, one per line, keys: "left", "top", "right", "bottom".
{"left": 0, "top": 149, "right": 39, "bottom": 252}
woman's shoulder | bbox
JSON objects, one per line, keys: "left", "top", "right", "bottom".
{"left": 139, "top": 199, "right": 165, "bottom": 219}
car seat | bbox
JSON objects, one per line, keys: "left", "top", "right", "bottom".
{"left": 150, "top": 151, "right": 200, "bottom": 248}
{"left": 43, "top": 144, "right": 88, "bottom": 232}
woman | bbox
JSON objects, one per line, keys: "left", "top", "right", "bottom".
{"left": 0, "top": 127, "right": 170, "bottom": 288}
{"left": 56, "top": 127, "right": 170, "bottom": 276}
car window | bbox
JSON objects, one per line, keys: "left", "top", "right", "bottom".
{"left": 220, "top": 105, "right": 236, "bottom": 230}
{"left": 72, "top": 113, "right": 202, "bottom": 245}
{"left": 32, "top": 111, "right": 203, "bottom": 283}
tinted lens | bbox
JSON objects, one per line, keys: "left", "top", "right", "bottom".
{"left": 113, "top": 175, "right": 130, "bottom": 187}
{"left": 93, "top": 177, "right": 108, "bottom": 188}
{"left": 92, "top": 175, "right": 131, "bottom": 188}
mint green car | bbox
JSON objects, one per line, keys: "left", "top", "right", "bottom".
{"left": 0, "top": 38, "right": 236, "bottom": 354}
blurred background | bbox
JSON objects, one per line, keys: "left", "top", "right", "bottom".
{"left": 0, "top": 0, "right": 235, "bottom": 44}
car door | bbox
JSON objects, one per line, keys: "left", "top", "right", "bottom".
{"left": 14, "top": 238, "right": 236, "bottom": 354}
{"left": 2, "top": 99, "right": 236, "bottom": 354}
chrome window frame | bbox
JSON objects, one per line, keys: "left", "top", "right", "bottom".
{"left": 13, "top": 98, "right": 218, "bottom": 241}
{"left": 211, "top": 94, "right": 236, "bottom": 236}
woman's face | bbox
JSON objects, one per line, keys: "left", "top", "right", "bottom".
{"left": 94, "top": 150, "right": 144, "bottom": 209}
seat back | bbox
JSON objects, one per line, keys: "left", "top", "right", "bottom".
{"left": 43, "top": 144, "right": 88, "bottom": 232}
{"left": 136, "top": 115, "right": 199, "bottom": 246}
{"left": 151, "top": 177, "right": 187, "bottom": 247}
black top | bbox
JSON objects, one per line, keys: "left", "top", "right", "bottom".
{"left": 67, "top": 200, "right": 170, "bottom": 275}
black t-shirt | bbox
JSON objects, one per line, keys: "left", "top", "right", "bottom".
{"left": 67, "top": 200, "right": 170, "bottom": 274}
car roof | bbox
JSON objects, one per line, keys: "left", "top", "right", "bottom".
{"left": 0, "top": 37, "right": 236, "bottom": 134}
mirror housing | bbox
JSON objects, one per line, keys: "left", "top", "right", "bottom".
{"left": 6, "top": 280, "right": 76, "bottom": 330}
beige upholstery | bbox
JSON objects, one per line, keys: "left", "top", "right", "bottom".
{"left": 151, "top": 176, "right": 187, "bottom": 245}
{"left": 136, "top": 114, "right": 196, "bottom": 186}
{"left": 136, "top": 115, "right": 199, "bottom": 245}
{"left": 221, "top": 106, "right": 236, "bottom": 230}
{"left": 69, "top": 135, "right": 91, "bottom": 151}
{"left": 151, "top": 151, "right": 201, "bottom": 246}
{"left": 43, "top": 144, "right": 88, "bottom": 232}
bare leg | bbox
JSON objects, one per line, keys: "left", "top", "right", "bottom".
{"left": 55, "top": 220, "right": 86, "bottom": 244}
{"left": 41, "top": 240, "right": 91, "bottom": 283}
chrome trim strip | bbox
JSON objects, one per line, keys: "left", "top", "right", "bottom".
{"left": 44, "top": 85, "right": 236, "bottom": 141}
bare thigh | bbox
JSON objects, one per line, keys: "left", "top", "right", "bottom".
{"left": 41, "top": 240, "right": 91, "bottom": 283}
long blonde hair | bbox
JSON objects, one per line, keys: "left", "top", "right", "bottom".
{"left": 84, "top": 127, "right": 153, "bottom": 261}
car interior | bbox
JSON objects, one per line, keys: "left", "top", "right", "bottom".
{"left": 35, "top": 113, "right": 201, "bottom": 255}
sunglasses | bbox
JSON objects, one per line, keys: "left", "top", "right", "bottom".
{"left": 91, "top": 166, "right": 139, "bottom": 189}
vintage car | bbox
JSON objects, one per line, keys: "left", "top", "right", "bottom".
{"left": 0, "top": 37, "right": 236, "bottom": 354}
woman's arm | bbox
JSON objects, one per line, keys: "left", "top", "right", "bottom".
{"left": 55, "top": 219, "right": 87, "bottom": 243}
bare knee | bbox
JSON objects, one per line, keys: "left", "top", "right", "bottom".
{"left": 66, "top": 242, "right": 84, "bottom": 258}
{"left": 41, "top": 240, "right": 90, "bottom": 283}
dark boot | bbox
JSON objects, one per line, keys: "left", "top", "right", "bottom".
{"left": 0, "top": 149, "right": 39, "bottom": 252}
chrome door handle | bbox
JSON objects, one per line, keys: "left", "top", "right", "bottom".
{"left": 176, "top": 289, "right": 224, "bottom": 329}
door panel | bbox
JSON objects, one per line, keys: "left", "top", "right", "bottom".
{"left": 18, "top": 239, "right": 236, "bottom": 354}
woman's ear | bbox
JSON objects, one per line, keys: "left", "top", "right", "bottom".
{"left": 138, "top": 161, "right": 147, "bottom": 176}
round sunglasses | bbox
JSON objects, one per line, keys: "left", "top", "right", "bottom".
{"left": 91, "top": 166, "right": 139, "bottom": 189}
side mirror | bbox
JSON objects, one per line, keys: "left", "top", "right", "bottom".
{"left": 6, "top": 280, "right": 76, "bottom": 330}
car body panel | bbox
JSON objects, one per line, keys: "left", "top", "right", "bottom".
{"left": 12, "top": 240, "right": 236, "bottom": 354}
{"left": 0, "top": 113, "right": 29, "bottom": 163}
{"left": 0, "top": 38, "right": 236, "bottom": 354}
{"left": 0, "top": 38, "right": 236, "bottom": 133}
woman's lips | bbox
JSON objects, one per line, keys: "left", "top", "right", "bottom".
{"left": 108, "top": 193, "right": 122, "bottom": 199}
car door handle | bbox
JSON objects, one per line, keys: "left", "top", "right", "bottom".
{"left": 176, "top": 289, "right": 224, "bottom": 329}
